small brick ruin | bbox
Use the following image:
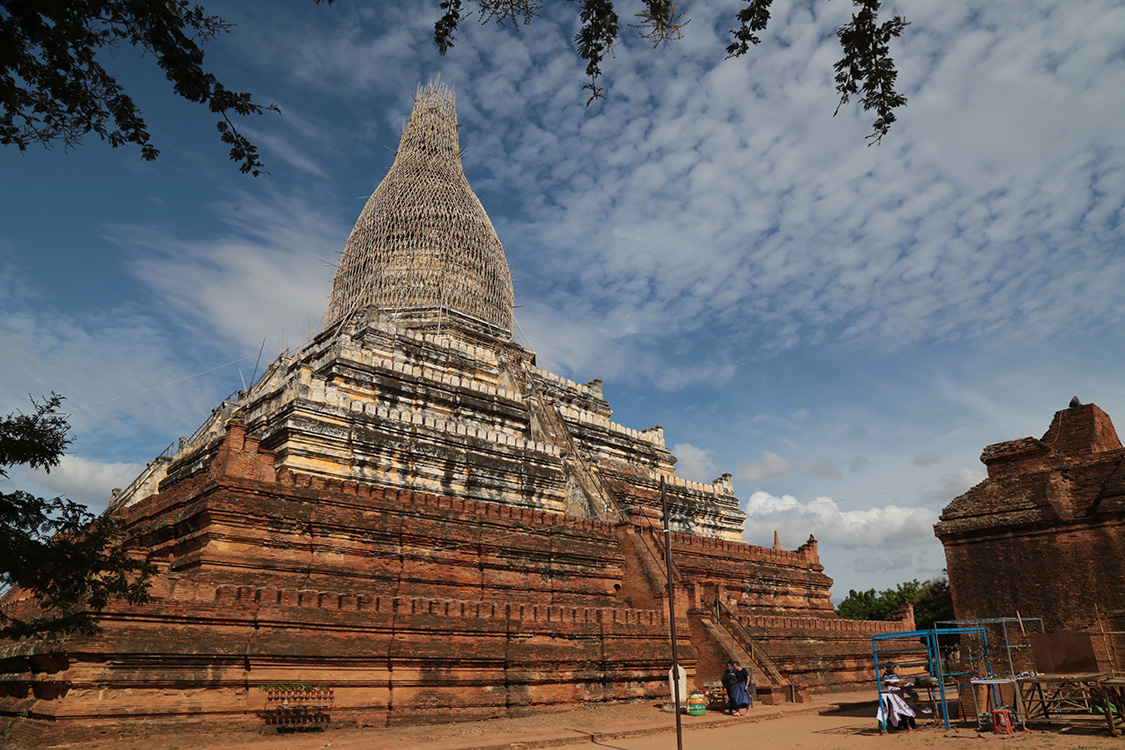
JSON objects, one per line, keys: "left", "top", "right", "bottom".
{"left": 0, "top": 83, "right": 904, "bottom": 744}
{"left": 936, "top": 401, "right": 1125, "bottom": 665}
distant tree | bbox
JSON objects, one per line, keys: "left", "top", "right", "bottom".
{"left": 911, "top": 574, "right": 955, "bottom": 631}
{"left": 0, "top": 0, "right": 906, "bottom": 176}
{"left": 836, "top": 579, "right": 922, "bottom": 622}
{"left": 0, "top": 394, "right": 152, "bottom": 638}
{"left": 836, "top": 574, "right": 954, "bottom": 630}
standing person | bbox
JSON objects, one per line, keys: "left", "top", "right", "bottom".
{"left": 721, "top": 661, "right": 739, "bottom": 715}
{"left": 731, "top": 660, "right": 752, "bottom": 716}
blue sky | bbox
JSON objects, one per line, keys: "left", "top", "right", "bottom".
{"left": 2, "top": 0, "right": 1124, "bottom": 602}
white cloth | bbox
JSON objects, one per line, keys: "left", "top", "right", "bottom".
{"left": 878, "top": 691, "right": 916, "bottom": 729}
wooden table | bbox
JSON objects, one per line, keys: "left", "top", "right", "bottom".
{"left": 1018, "top": 673, "right": 1119, "bottom": 736}
{"left": 1090, "top": 676, "right": 1125, "bottom": 737}
{"left": 702, "top": 680, "right": 755, "bottom": 710}
{"left": 703, "top": 681, "right": 728, "bottom": 709}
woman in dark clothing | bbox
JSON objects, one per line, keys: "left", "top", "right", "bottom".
{"left": 721, "top": 662, "right": 739, "bottom": 714}
{"left": 731, "top": 661, "right": 752, "bottom": 715}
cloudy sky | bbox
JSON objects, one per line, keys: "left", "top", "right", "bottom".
{"left": 2, "top": 0, "right": 1123, "bottom": 602}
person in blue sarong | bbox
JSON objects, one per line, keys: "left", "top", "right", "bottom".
{"left": 731, "top": 661, "right": 752, "bottom": 715}
{"left": 721, "top": 661, "right": 738, "bottom": 714}
{"left": 722, "top": 660, "right": 751, "bottom": 715}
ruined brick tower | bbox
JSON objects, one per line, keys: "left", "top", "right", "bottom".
{"left": 936, "top": 401, "right": 1125, "bottom": 637}
{"left": 0, "top": 83, "right": 895, "bottom": 743}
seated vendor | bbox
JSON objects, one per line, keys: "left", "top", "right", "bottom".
{"left": 879, "top": 664, "right": 932, "bottom": 730}
{"left": 879, "top": 668, "right": 915, "bottom": 731}
{"left": 882, "top": 665, "right": 919, "bottom": 699}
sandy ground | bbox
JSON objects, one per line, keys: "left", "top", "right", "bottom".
{"left": 543, "top": 706, "right": 1125, "bottom": 750}
{"left": 46, "top": 696, "right": 1125, "bottom": 750}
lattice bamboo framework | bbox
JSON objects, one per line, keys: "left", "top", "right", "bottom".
{"left": 327, "top": 81, "right": 515, "bottom": 339}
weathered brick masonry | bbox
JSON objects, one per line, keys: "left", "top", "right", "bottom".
{"left": 0, "top": 82, "right": 898, "bottom": 743}
{"left": 0, "top": 421, "right": 897, "bottom": 741}
{"left": 936, "top": 402, "right": 1125, "bottom": 662}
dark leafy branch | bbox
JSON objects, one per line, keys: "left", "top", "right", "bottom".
{"left": 726, "top": 0, "right": 774, "bottom": 57}
{"left": 0, "top": 0, "right": 276, "bottom": 175}
{"left": 575, "top": 0, "right": 620, "bottom": 104}
{"left": 434, "top": 0, "right": 464, "bottom": 54}
{"left": 833, "top": 0, "right": 909, "bottom": 143}
{"left": 0, "top": 395, "right": 152, "bottom": 638}
{"left": 434, "top": 0, "right": 909, "bottom": 141}
{"left": 477, "top": 0, "right": 543, "bottom": 28}
{"left": 0, "top": 0, "right": 909, "bottom": 172}
{"left": 631, "top": 1, "right": 689, "bottom": 47}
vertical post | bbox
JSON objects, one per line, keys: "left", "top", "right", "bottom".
{"left": 1096, "top": 605, "right": 1116, "bottom": 672}
{"left": 661, "top": 477, "right": 683, "bottom": 750}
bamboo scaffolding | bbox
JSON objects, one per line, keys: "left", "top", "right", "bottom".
{"left": 327, "top": 80, "right": 515, "bottom": 338}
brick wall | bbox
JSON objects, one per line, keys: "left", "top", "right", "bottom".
{"left": 936, "top": 403, "right": 1125, "bottom": 652}
{"left": 0, "top": 420, "right": 893, "bottom": 741}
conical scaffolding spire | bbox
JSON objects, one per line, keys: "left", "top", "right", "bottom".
{"left": 327, "top": 81, "right": 515, "bottom": 338}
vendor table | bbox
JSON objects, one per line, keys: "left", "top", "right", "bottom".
{"left": 1017, "top": 673, "right": 1120, "bottom": 736}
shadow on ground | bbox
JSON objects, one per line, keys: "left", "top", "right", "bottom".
{"left": 820, "top": 700, "right": 878, "bottom": 718}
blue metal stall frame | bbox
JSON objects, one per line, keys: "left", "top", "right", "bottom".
{"left": 873, "top": 627, "right": 992, "bottom": 730}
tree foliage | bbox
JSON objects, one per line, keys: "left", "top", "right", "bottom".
{"left": 0, "top": 0, "right": 907, "bottom": 173}
{"left": 434, "top": 0, "right": 909, "bottom": 141}
{"left": 0, "top": 0, "right": 277, "bottom": 175}
{"left": 836, "top": 574, "right": 954, "bottom": 631}
{"left": 911, "top": 574, "right": 954, "bottom": 631}
{"left": 0, "top": 394, "right": 152, "bottom": 638}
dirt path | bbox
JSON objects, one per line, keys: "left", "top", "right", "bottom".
{"left": 50, "top": 695, "right": 1124, "bottom": 750}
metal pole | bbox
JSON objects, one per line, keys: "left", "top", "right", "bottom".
{"left": 661, "top": 477, "right": 684, "bottom": 750}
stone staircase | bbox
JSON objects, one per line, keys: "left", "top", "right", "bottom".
{"left": 504, "top": 357, "right": 626, "bottom": 524}
{"left": 693, "top": 600, "right": 807, "bottom": 704}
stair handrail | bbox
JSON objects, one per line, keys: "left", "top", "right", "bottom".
{"left": 504, "top": 357, "right": 626, "bottom": 524}
{"left": 642, "top": 524, "right": 695, "bottom": 584}
{"left": 714, "top": 598, "right": 791, "bottom": 688}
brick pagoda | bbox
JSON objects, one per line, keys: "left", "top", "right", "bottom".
{"left": 0, "top": 82, "right": 902, "bottom": 744}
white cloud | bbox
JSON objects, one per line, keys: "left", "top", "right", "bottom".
{"left": 797, "top": 459, "right": 844, "bottom": 481}
{"left": 515, "top": 298, "right": 737, "bottom": 390}
{"left": 0, "top": 192, "right": 335, "bottom": 467}
{"left": 917, "top": 467, "right": 987, "bottom": 509}
{"left": 735, "top": 451, "right": 792, "bottom": 483}
{"left": 8, "top": 455, "right": 144, "bottom": 514}
{"left": 853, "top": 552, "right": 916, "bottom": 576}
{"left": 115, "top": 194, "right": 338, "bottom": 353}
{"left": 672, "top": 443, "right": 718, "bottom": 483}
{"left": 913, "top": 452, "right": 941, "bottom": 468}
{"left": 850, "top": 456, "right": 870, "bottom": 473}
{"left": 0, "top": 263, "right": 230, "bottom": 452}
{"left": 734, "top": 452, "right": 842, "bottom": 484}
{"left": 742, "top": 491, "right": 938, "bottom": 550}
{"left": 457, "top": 0, "right": 1125, "bottom": 379}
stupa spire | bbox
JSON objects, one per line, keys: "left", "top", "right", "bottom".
{"left": 327, "top": 81, "right": 515, "bottom": 338}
